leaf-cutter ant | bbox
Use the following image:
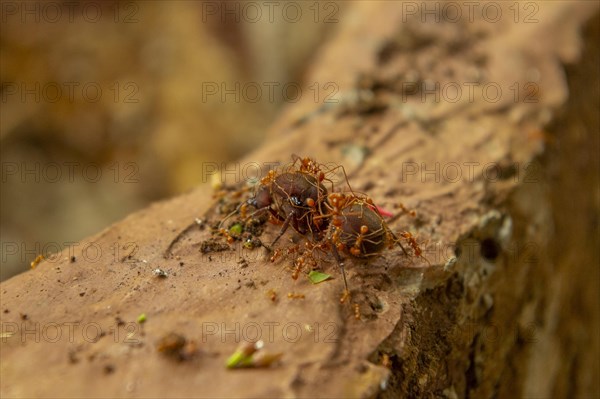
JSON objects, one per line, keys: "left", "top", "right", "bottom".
{"left": 249, "top": 170, "right": 328, "bottom": 245}
{"left": 300, "top": 192, "right": 413, "bottom": 301}
{"left": 219, "top": 154, "right": 338, "bottom": 248}
{"left": 321, "top": 193, "right": 409, "bottom": 258}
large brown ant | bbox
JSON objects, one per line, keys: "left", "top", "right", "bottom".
{"left": 321, "top": 193, "right": 410, "bottom": 258}
{"left": 248, "top": 169, "right": 328, "bottom": 244}
{"left": 219, "top": 154, "right": 336, "bottom": 248}
{"left": 310, "top": 192, "right": 413, "bottom": 300}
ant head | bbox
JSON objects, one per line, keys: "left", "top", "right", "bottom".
{"left": 260, "top": 170, "right": 276, "bottom": 185}
{"left": 249, "top": 186, "right": 271, "bottom": 209}
{"left": 327, "top": 193, "right": 347, "bottom": 211}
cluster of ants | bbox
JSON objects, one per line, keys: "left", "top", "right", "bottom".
{"left": 215, "top": 155, "right": 427, "bottom": 303}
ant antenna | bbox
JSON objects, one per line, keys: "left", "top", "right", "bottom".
{"left": 217, "top": 200, "right": 249, "bottom": 229}
{"left": 396, "top": 239, "right": 410, "bottom": 257}
{"left": 337, "top": 164, "right": 356, "bottom": 195}
{"left": 330, "top": 243, "right": 349, "bottom": 294}
{"left": 390, "top": 231, "right": 410, "bottom": 257}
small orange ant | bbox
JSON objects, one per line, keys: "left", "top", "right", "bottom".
{"left": 291, "top": 262, "right": 302, "bottom": 281}
{"left": 399, "top": 231, "right": 430, "bottom": 265}
{"left": 340, "top": 289, "right": 351, "bottom": 304}
{"left": 353, "top": 303, "right": 361, "bottom": 320}
{"left": 396, "top": 203, "right": 416, "bottom": 217}
{"left": 381, "top": 353, "right": 392, "bottom": 368}
{"left": 218, "top": 227, "right": 236, "bottom": 244}
{"left": 30, "top": 254, "right": 44, "bottom": 269}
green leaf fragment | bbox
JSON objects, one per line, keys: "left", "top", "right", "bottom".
{"left": 226, "top": 341, "right": 259, "bottom": 369}
{"left": 308, "top": 271, "right": 332, "bottom": 284}
{"left": 226, "top": 351, "right": 254, "bottom": 369}
{"left": 226, "top": 341, "right": 282, "bottom": 369}
{"left": 229, "top": 224, "right": 243, "bottom": 236}
{"left": 137, "top": 313, "right": 147, "bottom": 324}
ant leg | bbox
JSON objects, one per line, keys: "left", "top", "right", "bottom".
{"left": 330, "top": 243, "right": 349, "bottom": 296}
{"left": 219, "top": 193, "right": 275, "bottom": 230}
{"left": 389, "top": 231, "right": 409, "bottom": 257}
{"left": 268, "top": 210, "right": 295, "bottom": 249}
{"left": 217, "top": 202, "right": 246, "bottom": 230}
{"left": 397, "top": 239, "right": 409, "bottom": 257}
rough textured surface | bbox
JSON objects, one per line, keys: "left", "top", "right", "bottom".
{"left": 1, "top": 2, "right": 598, "bottom": 398}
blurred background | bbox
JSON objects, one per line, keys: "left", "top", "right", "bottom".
{"left": 1, "top": 1, "right": 345, "bottom": 280}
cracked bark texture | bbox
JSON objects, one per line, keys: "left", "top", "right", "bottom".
{"left": 1, "top": 2, "right": 598, "bottom": 398}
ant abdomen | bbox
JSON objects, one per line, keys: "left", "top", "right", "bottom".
{"left": 335, "top": 202, "right": 388, "bottom": 257}
{"left": 264, "top": 172, "right": 328, "bottom": 235}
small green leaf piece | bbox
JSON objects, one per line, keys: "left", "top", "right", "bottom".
{"left": 229, "top": 224, "right": 243, "bottom": 236}
{"left": 226, "top": 341, "right": 261, "bottom": 369}
{"left": 308, "top": 271, "right": 332, "bottom": 284}
{"left": 226, "top": 350, "right": 253, "bottom": 369}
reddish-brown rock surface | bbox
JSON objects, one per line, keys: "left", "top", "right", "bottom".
{"left": 1, "top": 2, "right": 598, "bottom": 398}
